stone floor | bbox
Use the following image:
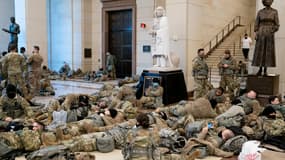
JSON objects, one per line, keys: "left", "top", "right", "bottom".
{"left": 17, "top": 80, "right": 285, "bottom": 160}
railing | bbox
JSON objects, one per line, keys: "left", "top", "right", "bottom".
{"left": 229, "top": 19, "right": 255, "bottom": 57}
{"left": 203, "top": 16, "right": 241, "bottom": 55}
{"left": 206, "top": 19, "right": 255, "bottom": 84}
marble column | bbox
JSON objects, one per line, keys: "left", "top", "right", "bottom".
{"left": 15, "top": 0, "right": 48, "bottom": 66}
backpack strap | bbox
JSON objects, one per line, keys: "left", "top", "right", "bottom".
{"left": 148, "top": 127, "right": 160, "bottom": 160}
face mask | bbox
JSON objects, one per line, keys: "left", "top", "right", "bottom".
{"left": 7, "top": 92, "right": 16, "bottom": 99}
{"left": 268, "top": 114, "right": 276, "bottom": 119}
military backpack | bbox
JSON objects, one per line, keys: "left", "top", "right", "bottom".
{"left": 96, "top": 133, "right": 115, "bottom": 153}
{"left": 221, "top": 135, "right": 248, "bottom": 154}
{"left": 20, "top": 128, "right": 42, "bottom": 151}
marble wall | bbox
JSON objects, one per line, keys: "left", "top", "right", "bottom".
{"left": 15, "top": 0, "right": 48, "bottom": 66}
{"left": 165, "top": 0, "right": 256, "bottom": 90}
{"left": 91, "top": 0, "right": 102, "bottom": 71}
{"left": 136, "top": 0, "right": 155, "bottom": 74}
{"left": 87, "top": 0, "right": 256, "bottom": 89}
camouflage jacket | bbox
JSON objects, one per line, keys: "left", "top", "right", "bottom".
{"left": 106, "top": 55, "right": 116, "bottom": 71}
{"left": 192, "top": 56, "right": 208, "bottom": 78}
{"left": 2, "top": 52, "right": 26, "bottom": 75}
{"left": 0, "top": 94, "right": 34, "bottom": 120}
{"left": 238, "top": 94, "right": 262, "bottom": 115}
{"left": 218, "top": 56, "right": 237, "bottom": 75}
{"left": 124, "top": 126, "right": 160, "bottom": 160}
{"left": 27, "top": 53, "right": 43, "bottom": 72}
{"left": 207, "top": 89, "right": 226, "bottom": 103}
{"left": 262, "top": 116, "right": 285, "bottom": 137}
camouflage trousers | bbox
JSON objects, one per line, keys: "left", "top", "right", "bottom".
{"left": 220, "top": 75, "right": 236, "bottom": 99}
{"left": 8, "top": 73, "right": 28, "bottom": 99}
{"left": 194, "top": 78, "right": 212, "bottom": 99}
{"left": 29, "top": 71, "right": 41, "bottom": 97}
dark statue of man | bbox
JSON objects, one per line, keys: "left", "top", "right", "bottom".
{"left": 2, "top": 17, "right": 20, "bottom": 50}
{"left": 252, "top": 0, "right": 279, "bottom": 76}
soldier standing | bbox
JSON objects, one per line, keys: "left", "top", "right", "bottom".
{"left": 2, "top": 44, "right": 28, "bottom": 99}
{"left": 192, "top": 48, "right": 212, "bottom": 99}
{"left": 27, "top": 46, "right": 43, "bottom": 97}
{"left": 106, "top": 52, "right": 116, "bottom": 79}
{"left": 218, "top": 50, "right": 237, "bottom": 99}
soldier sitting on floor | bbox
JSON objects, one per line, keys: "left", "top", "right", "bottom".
{"left": 40, "top": 66, "right": 55, "bottom": 96}
{"left": 0, "top": 84, "right": 34, "bottom": 130}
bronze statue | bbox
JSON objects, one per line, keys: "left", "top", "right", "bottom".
{"left": 252, "top": 0, "right": 279, "bottom": 76}
{"left": 2, "top": 17, "right": 20, "bottom": 50}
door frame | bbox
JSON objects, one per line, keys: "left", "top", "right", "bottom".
{"left": 101, "top": 0, "right": 136, "bottom": 76}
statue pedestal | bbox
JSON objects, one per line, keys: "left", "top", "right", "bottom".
{"left": 136, "top": 67, "right": 188, "bottom": 105}
{"left": 247, "top": 74, "right": 280, "bottom": 105}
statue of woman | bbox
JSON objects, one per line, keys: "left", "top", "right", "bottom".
{"left": 252, "top": 0, "right": 279, "bottom": 76}
{"left": 151, "top": 6, "right": 172, "bottom": 67}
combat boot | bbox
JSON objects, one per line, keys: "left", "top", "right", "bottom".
{"left": 214, "top": 148, "right": 233, "bottom": 158}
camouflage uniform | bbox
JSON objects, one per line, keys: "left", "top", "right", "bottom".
{"left": 27, "top": 53, "right": 43, "bottom": 96}
{"left": 40, "top": 67, "right": 55, "bottom": 95}
{"left": 106, "top": 53, "right": 116, "bottom": 79}
{"left": 262, "top": 117, "right": 285, "bottom": 137}
{"left": 0, "top": 94, "right": 34, "bottom": 120}
{"left": 192, "top": 56, "right": 212, "bottom": 99}
{"left": 218, "top": 56, "right": 237, "bottom": 98}
{"left": 183, "top": 127, "right": 234, "bottom": 158}
{"left": 123, "top": 126, "right": 160, "bottom": 160}
{"left": 140, "top": 84, "right": 163, "bottom": 109}
{"left": 101, "top": 111, "right": 125, "bottom": 126}
{"left": 61, "top": 94, "right": 89, "bottom": 110}
{"left": 238, "top": 94, "right": 262, "bottom": 116}
{"left": 2, "top": 51, "right": 28, "bottom": 98}
{"left": 207, "top": 89, "right": 226, "bottom": 103}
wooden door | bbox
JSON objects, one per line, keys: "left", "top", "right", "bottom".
{"left": 108, "top": 9, "right": 132, "bottom": 78}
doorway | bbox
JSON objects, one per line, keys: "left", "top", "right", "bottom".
{"left": 108, "top": 9, "right": 132, "bottom": 78}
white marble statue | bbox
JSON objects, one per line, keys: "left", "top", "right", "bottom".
{"left": 151, "top": 6, "right": 173, "bottom": 68}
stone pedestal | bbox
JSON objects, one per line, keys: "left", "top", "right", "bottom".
{"left": 247, "top": 74, "right": 280, "bottom": 106}
{"left": 136, "top": 67, "right": 188, "bottom": 105}
{"left": 247, "top": 74, "right": 279, "bottom": 95}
